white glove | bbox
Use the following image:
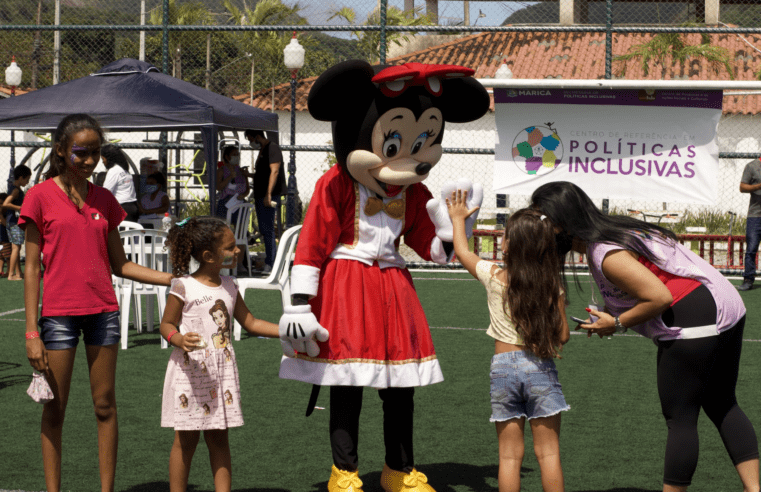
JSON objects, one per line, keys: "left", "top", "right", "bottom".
{"left": 426, "top": 179, "right": 483, "bottom": 242}
{"left": 279, "top": 304, "right": 329, "bottom": 358}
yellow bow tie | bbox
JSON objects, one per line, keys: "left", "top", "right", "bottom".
{"left": 364, "top": 196, "right": 404, "bottom": 220}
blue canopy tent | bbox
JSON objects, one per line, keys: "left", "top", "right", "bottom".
{"left": 0, "top": 58, "right": 279, "bottom": 216}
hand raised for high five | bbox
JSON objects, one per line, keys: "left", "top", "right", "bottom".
{"left": 426, "top": 179, "right": 483, "bottom": 242}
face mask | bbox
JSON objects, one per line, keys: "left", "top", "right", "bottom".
{"left": 555, "top": 230, "right": 574, "bottom": 256}
{"left": 229, "top": 156, "right": 240, "bottom": 166}
{"left": 144, "top": 184, "right": 159, "bottom": 194}
{"left": 249, "top": 140, "right": 261, "bottom": 151}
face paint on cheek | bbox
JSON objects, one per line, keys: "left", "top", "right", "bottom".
{"left": 220, "top": 252, "right": 235, "bottom": 268}
{"left": 70, "top": 145, "right": 88, "bottom": 166}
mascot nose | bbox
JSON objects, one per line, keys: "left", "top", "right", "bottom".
{"left": 415, "top": 163, "right": 432, "bottom": 176}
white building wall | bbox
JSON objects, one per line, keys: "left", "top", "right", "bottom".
{"left": 0, "top": 112, "right": 756, "bottom": 218}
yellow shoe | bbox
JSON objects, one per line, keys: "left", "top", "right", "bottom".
{"left": 328, "top": 465, "right": 364, "bottom": 492}
{"left": 380, "top": 464, "right": 436, "bottom": 492}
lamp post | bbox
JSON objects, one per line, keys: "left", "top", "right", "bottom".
{"left": 5, "top": 57, "right": 22, "bottom": 190}
{"left": 283, "top": 32, "right": 304, "bottom": 228}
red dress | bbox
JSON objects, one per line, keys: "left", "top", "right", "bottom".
{"left": 279, "top": 166, "right": 449, "bottom": 388}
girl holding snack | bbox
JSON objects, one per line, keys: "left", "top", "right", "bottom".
{"left": 447, "top": 189, "right": 570, "bottom": 492}
{"left": 160, "top": 216, "right": 278, "bottom": 492}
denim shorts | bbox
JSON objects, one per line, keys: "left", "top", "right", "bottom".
{"left": 8, "top": 224, "right": 24, "bottom": 246}
{"left": 490, "top": 350, "right": 570, "bottom": 422}
{"left": 38, "top": 311, "right": 120, "bottom": 350}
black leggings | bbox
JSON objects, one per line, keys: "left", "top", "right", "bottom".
{"left": 330, "top": 386, "right": 415, "bottom": 473}
{"left": 121, "top": 201, "right": 139, "bottom": 223}
{"left": 657, "top": 285, "right": 758, "bottom": 486}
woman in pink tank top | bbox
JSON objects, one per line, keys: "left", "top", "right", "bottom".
{"left": 531, "top": 181, "right": 758, "bottom": 492}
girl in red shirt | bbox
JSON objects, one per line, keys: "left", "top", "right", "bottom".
{"left": 22, "top": 114, "right": 175, "bottom": 492}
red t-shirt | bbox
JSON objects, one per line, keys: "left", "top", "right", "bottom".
{"left": 19, "top": 179, "right": 127, "bottom": 316}
{"left": 638, "top": 256, "right": 701, "bottom": 306}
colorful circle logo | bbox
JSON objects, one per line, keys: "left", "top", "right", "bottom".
{"left": 511, "top": 125, "right": 563, "bottom": 175}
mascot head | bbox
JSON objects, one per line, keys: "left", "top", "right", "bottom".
{"left": 307, "top": 60, "right": 490, "bottom": 198}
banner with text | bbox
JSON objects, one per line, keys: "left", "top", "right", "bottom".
{"left": 494, "top": 88, "right": 722, "bottom": 204}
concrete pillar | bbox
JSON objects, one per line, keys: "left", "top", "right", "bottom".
{"left": 560, "top": 0, "right": 588, "bottom": 25}
{"left": 425, "top": 0, "right": 438, "bottom": 25}
{"left": 704, "top": 0, "right": 719, "bottom": 24}
{"left": 404, "top": 0, "right": 414, "bottom": 15}
{"left": 464, "top": 0, "right": 469, "bottom": 25}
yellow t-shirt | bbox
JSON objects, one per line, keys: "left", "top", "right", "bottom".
{"left": 475, "top": 260, "right": 523, "bottom": 345}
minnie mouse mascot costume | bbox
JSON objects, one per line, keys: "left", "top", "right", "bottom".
{"left": 278, "top": 60, "right": 489, "bottom": 492}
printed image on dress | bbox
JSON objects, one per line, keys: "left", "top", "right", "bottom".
{"left": 209, "top": 299, "right": 231, "bottom": 348}
{"left": 160, "top": 276, "right": 244, "bottom": 430}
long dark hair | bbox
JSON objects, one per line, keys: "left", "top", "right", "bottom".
{"left": 165, "top": 216, "right": 229, "bottom": 276}
{"left": 100, "top": 144, "right": 129, "bottom": 172}
{"left": 504, "top": 208, "right": 566, "bottom": 359}
{"left": 530, "top": 181, "right": 676, "bottom": 264}
{"left": 45, "top": 114, "right": 105, "bottom": 206}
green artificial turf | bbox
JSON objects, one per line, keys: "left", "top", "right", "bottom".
{"left": 1, "top": 271, "right": 760, "bottom": 491}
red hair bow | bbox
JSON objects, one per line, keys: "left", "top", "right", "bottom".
{"left": 372, "top": 63, "right": 474, "bottom": 98}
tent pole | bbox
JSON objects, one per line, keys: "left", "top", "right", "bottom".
{"left": 139, "top": 0, "right": 146, "bottom": 61}
{"left": 202, "top": 126, "right": 219, "bottom": 218}
{"left": 53, "top": 0, "right": 60, "bottom": 85}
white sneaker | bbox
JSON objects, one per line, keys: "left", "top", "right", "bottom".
{"left": 261, "top": 264, "right": 272, "bottom": 274}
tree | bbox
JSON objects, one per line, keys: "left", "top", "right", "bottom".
{"left": 613, "top": 26, "right": 735, "bottom": 80}
{"left": 223, "top": 0, "right": 307, "bottom": 100}
{"left": 150, "top": 0, "right": 213, "bottom": 80}
{"left": 328, "top": 5, "right": 434, "bottom": 63}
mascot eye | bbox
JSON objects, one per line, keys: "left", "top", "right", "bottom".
{"left": 410, "top": 133, "right": 429, "bottom": 155}
{"left": 383, "top": 132, "right": 402, "bottom": 158}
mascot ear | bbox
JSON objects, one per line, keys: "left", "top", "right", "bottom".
{"left": 439, "top": 77, "right": 491, "bottom": 123}
{"left": 307, "top": 60, "right": 377, "bottom": 122}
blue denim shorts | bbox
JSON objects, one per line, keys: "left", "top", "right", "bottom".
{"left": 490, "top": 350, "right": 570, "bottom": 422}
{"left": 38, "top": 311, "right": 120, "bottom": 350}
{"left": 8, "top": 224, "right": 24, "bottom": 246}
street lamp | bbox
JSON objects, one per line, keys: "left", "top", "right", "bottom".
{"left": 5, "top": 56, "right": 22, "bottom": 190}
{"left": 283, "top": 32, "right": 304, "bottom": 228}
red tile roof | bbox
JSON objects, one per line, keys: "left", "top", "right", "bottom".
{"left": 238, "top": 29, "right": 761, "bottom": 115}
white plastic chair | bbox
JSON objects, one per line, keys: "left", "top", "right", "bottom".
{"left": 114, "top": 221, "right": 144, "bottom": 331}
{"left": 226, "top": 203, "right": 256, "bottom": 276}
{"left": 117, "top": 229, "right": 171, "bottom": 349}
{"left": 233, "top": 225, "right": 301, "bottom": 341}
{"left": 119, "top": 221, "right": 144, "bottom": 231}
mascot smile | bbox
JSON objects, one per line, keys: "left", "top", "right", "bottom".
{"left": 278, "top": 60, "right": 489, "bottom": 492}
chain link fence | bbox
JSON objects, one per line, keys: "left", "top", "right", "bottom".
{"left": 2, "top": 0, "right": 761, "bottom": 236}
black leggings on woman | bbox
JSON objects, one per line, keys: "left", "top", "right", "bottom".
{"left": 657, "top": 284, "right": 758, "bottom": 486}
{"left": 121, "top": 201, "right": 139, "bottom": 223}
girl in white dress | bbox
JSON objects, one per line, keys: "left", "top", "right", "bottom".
{"left": 159, "top": 216, "right": 278, "bottom": 492}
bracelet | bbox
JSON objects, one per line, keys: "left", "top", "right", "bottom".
{"left": 614, "top": 316, "right": 628, "bottom": 334}
{"left": 25, "top": 331, "right": 40, "bottom": 340}
{"left": 166, "top": 330, "right": 179, "bottom": 344}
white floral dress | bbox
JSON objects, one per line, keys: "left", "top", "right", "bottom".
{"left": 161, "top": 275, "right": 243, "bottom": 430}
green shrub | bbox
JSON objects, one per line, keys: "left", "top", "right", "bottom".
{"left": 179, "top": 200, "right": 210, "bottom": 219}
{"left": 610, "top": 206, "right": 744, "bottom": 235}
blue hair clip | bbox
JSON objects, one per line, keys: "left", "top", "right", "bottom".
{"left": 176, "top": 217, "right": 191, "bottom": 228}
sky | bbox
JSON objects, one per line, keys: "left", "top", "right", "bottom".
{"left": 298, "top": 0, "right": 537, "bottom": 33}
